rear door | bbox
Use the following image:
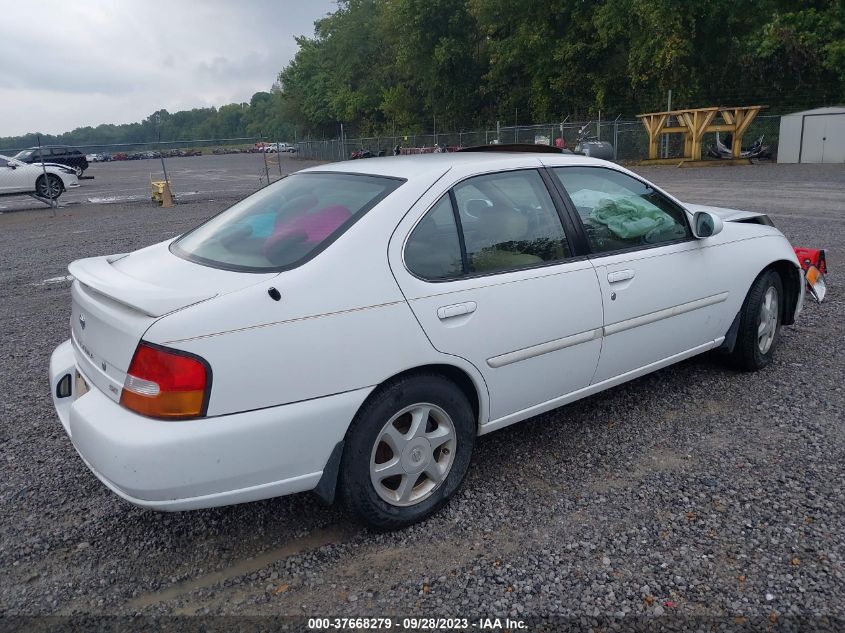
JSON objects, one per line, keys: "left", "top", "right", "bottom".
{"left": 390, "top": 166, "right": 603, "bottom": 423}
{"left": 549, "top": 165, "right": 732, "bottom": 383}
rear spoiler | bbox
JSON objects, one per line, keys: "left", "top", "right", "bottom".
{"left": 68, "top": 255, "right": 215, "bottom": 317}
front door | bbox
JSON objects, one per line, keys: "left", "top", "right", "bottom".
{"left": 550, "top": 165, "right": 731, "bottom": 383}
{"left": 390, "top": 168, "right": 603, "bottom": 422}
{"left": 0, "top": 159, "right": 22, "bottom": 193}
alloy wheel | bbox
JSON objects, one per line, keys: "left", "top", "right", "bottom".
{"left": 369, "top": 403, "right": 456, "bottom": 507}
{"left": 757, "top": 285, "right": 779, "bottom": 354}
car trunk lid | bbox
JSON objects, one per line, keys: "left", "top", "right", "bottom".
{"left": 68, "top": 241, "right": 276, "bottom": 402}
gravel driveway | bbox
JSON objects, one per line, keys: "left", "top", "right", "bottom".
{"left": 1, "top": 162, "right": 843, "bottom": 629}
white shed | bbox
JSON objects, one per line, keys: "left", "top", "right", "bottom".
{"left": 778, "top": 106, "right": 845, "bottom": 163}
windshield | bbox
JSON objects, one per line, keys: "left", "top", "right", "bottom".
{"left": 13, "top": 149, "right": 35, "bottom": 160}
{"left": 171, "top": 172, "right": 403, "bottom": 272}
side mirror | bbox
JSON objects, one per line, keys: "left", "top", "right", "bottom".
{"left": 692, "top": 211, "right": 723, "bottom": 239}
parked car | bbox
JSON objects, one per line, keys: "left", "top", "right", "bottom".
{"left": 265, "top": 143, "right": 296, "bottom": 154}
{"left": 13, "top": 146, "right": 89, "bottom": 177}
{"left": 50, "top": 153, "right": 803, "bottom": 528}
{"left": 0, "top": 154, "right": 79, "bottom": 199}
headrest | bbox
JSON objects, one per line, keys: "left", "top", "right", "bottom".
{"left": 478, "top": 206, "right": 528, "bottom": 242}
{"left": 466, "top": 199, "right": 491, "bottom": 216}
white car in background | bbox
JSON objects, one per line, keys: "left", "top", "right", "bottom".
{"left": 0, "top": 154, "right": 79, "bottom": 199}
{"left": 49, "top": 152, "right": 803, "bottom": 528}
{"left": 265, "top": 142, "right": 296, "bottom": 154}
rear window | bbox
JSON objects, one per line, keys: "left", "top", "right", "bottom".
{"left": 171, "top": 172, "right": 403, "bottom": 272}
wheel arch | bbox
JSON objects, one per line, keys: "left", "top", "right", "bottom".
{"left": 377, "top": 363, "right": 485, "bottom": 429}
{"left": 766, "top": 259, "right": 801, "bottom": 326}
{"left": 718, "top": 258, "right": 801, "bottom": 354}
{"left": 312, "top": 361, "right": 488, "bottom": 506}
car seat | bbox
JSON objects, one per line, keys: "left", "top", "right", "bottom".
{"left": 469, "top": 205, "right": 543, "bottom": 273}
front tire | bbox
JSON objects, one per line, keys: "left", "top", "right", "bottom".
{"left": 339, "top": 374, "right": 475, "bottom": 530}
{"left": 732, "top": 269, "right": 783, "bottom": 371}
{"left": 36, "top": 174, "right": 63, "bottom": 200}
{"left": 73, "top": 165, "right": 84, "bottom": 177}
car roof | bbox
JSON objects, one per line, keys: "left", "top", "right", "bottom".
{"left": 298, "top": 152, "right": 614, "bottom": 181}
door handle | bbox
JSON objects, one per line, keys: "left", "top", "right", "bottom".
{"left": 607, "top": 269, "right": 635, "bottom": 284}
{"left": 437, "top": 301, "right": 477, "bottom": 320}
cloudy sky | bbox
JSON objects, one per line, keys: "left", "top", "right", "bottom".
{"left": 0, "top": 0, "right": 335, "bottom": 137}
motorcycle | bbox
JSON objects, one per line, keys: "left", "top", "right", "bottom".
{"left": 707, "top": 133, "right": 771, "bottom": 160}
{"left": 350, "top": 148, "right": 385, "bottom": 159}
{"left": 573, "top": 122, "right": 614, "bottom": 160}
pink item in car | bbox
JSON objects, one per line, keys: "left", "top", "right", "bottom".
{"left": 265, "top": 205, "right": 352, "bottom": 257}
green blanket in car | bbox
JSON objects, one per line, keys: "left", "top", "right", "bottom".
{"left": 570, "top": 189, "right": 676, "bottom": 240}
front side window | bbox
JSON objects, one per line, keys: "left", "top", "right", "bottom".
{"left": 172, "top": 172, "right": 402, "bottom": 272}
{"left": 454, "top": 170, "right": 570, "bottom": 274}
{"left": 553, "top": 167, "right": 691, "bottom": 254}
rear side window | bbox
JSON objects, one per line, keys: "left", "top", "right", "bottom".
{"left": 405, "top": 169, "right": 572, "bottom": 280}
{"left": 455, "top": 170, "right": 570, "bottom": 274}
{"left": 553, "top": 167, "right": 691, "bottom": 253}
{"left": 172, "top": 173, "right": 403, "bottom": 272}
{"left": 405, "top": 196, "right": 464, "bottom": 280}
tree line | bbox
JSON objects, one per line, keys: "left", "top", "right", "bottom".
{"left": 0, "top": 91, "right": 294, "bottom": 151}
{"left": 279, "top": 0, "right": 845, "bottom": 137}
{"left": 2, "top": 0, "right": 843, "bottom": 149}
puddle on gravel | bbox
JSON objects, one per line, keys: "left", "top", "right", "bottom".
{"left": 126, "top": 523, "right": 356, "bottom": 610}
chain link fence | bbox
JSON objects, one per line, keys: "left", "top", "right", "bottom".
{"left": 293, "top": 116, "right": 783, "bottom": 163}
{"left": 0, "top": 116, "right": 784, "bottom": 211}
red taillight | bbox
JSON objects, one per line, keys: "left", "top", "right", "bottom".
{"left": 120, "top": 342, "right": 210, "bottom": 419}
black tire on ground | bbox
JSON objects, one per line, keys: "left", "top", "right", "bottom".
{"left": 731, "top": 269, "right": 784, "bottom": 371}
{"left": 339, "top": 373, "right": 475, "bottom": 530}
{"left": 35, "top": 174, "right": 63, "bottom": 200}
{"left": 73, "top": 165, "right": 83, "bottom": 177}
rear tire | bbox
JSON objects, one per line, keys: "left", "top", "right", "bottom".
{"left": 339, "top": 374, "right": 475, "bottom": 530}
{"left": 731, "top": 269, "right": 783, "bottom": 371}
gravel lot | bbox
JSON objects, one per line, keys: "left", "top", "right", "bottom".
{"left": 0, "top": 153, "right": 324, "bottom": 213}
{"left": 1, "top": 162, "right": 843, "bottom": 628}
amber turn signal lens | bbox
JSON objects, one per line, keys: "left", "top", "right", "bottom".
{"left": 120, "top": 342, "right": 211, "bottom": 420}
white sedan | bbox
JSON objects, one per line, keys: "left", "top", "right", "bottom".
{"left": 0, "top": 154, "right": 79, "bottom": 199}
{"left": 49, "top": 152, "right": 803, "bottom": 528}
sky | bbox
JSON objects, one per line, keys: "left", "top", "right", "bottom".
{"left": 0, "top": 0, "right": 335, "bottom": 137}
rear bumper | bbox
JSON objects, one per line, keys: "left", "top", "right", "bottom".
{"left": 50, "top": 339, "right": 369, "bottom": 511}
